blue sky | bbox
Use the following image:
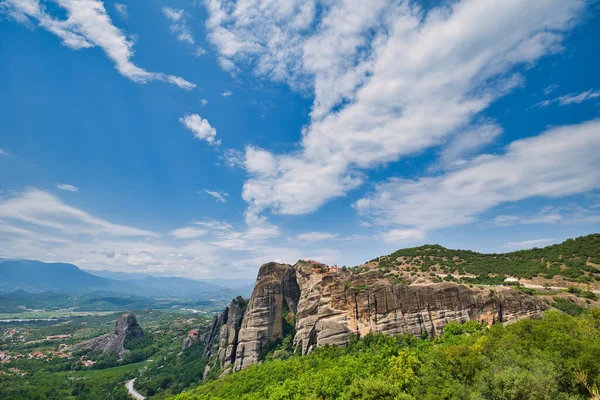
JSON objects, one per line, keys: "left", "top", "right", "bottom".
{"left": 0, "top": 0, "right": 599, "bottom": 279}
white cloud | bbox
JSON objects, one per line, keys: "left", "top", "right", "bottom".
{"left": 493, "top": 204, "right": 600, "bottom": 227}
{"left": 378, "top": 229, "right": 426, "bottom": 244}
{"left": 194, "top": 219, "right": 232, "bottom": 231}
{"left": 204, "top": 0, "right": 315, "bottom": 87}
{"left": 166, "top": 75, "right": 196, "bottom": 90}
{"left": 203, "top": 189, "right": 228, "bottom": 203}
{"left": 179, "top": 114, "right": 220, "bottom": 145}
{"left": 114, "top": 3, "right": 127, "bottom": 19}
{"left": 56, "top": 184, "right": 78, "bottom": 192}
{"left": 200, "top": 99, "right": 208, "bottom": 106}
{"left": 296, "top": 231, "right": 337, "bottom": 242}
{"left": 2, "top": 0, "right": 195, "bottom": 89}
{"left": 435, "top": 123, "right": 503, "bottom": 170}
{"left": 504, "top": 238, "right": 555, "bottom": 249}
{"left": 195, "top": 47, "right": 207, "bottom": 56}
{"left": 231, "top": 0, "right": 585, "bottom": 220}
{"left": 355, "top": 119, "right": 600, "bottom": 231}
{"left": 0, "top": 189, "right": 158, "bottom": 237}
{"left": 0, "top": 190, "right": 338, "bottom": 279}
{"left": 543, "top": 84, "right": 559, "bottom": 95}
{"left": 221, "top": 91, "right": 232, "bottom": 97}
{"left": 534, "top": 88, "right": 600, "bottom": 108}
{"left": 221, "top": 148, "right": 245, "bottom": 169}
{"left": 162, "top": 7, "right": 195, "bottom": 45}
{"left": 169, "top": 226, "right": 208, "bottom": 239}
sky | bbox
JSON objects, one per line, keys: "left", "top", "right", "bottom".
{"left": 0, "top": 0, "right": 599, "bottom": 280}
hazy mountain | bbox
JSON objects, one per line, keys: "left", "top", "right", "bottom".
{"left": 0, "top": 260, "right": 141, "bottom": 295}
{"left": 0, "top": 260, "right": 232, "bottom": 298}
{"left": 84, "top": 269, "right": 152, "bottom": 281}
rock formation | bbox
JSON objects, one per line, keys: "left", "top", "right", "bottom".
{"left": 199, "top": 261, "right": 550, "bottom": 375}
{"left": 70, "top": 313, "right": 144, "bottom": 358}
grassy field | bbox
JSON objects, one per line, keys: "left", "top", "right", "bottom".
{"left": 65, "top": 361, "right": 151, "bottom": 379}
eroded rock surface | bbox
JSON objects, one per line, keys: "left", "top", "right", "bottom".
{"left": 200, "top": 261, "right": 550, "bottom": 373}
{"left": 233, "top": 262, "right": 300, "bottom": 371}
{"left": 70, "top": 313, "right": 144, "bottom": 358}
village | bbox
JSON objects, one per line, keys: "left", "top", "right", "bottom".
{"left": 1, "top": 328, "right": 97, "bottom": 374}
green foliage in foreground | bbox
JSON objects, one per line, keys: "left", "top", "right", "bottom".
{"left": 176, "top": 310, "right": 600, "bottom": 400}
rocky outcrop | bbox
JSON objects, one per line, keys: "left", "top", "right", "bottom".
{"left": 195, "top": 296, "right": 247, "bottom": 378}
{"left": 233, "top": 263, "right": 300, "bottom": 371}
{"left": 70, "top": 313, "right": 144, "bottom": 358}
{"left": 202, "top": 261, "right": 550, "bottom": 373}
{"left": 182, "top": 329, "right": 201, "bottom": 350}
{"left": 293, "top": 264, "right": 548, "bottom": 354}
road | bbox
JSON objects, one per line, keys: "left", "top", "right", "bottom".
{"left": 126, "top": 378, "right": 146, "bottom": 400}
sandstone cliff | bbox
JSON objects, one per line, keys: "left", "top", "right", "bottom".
{"left": 198, "top": 261, "right": 550, "bottom": 375}
{"left": 70, "top": 313, "right": 144, "bottom": 358}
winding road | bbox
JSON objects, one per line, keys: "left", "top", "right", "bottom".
{"left": 126, "top": 378, "right": 146, "bottom": 400}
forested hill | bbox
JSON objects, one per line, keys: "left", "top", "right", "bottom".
{"left": 364, "top": 234, "right": 600, "bottom": 284}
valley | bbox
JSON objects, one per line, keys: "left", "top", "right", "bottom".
{"left": 1, "top": 234, "right": 599, "bottom": 399}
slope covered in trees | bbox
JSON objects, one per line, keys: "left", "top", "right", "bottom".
{"left": 176, "top": 309, "right": 600, "bottom": 400}
{"left": 367, "top": 234, "right": 600, "bottom": 285}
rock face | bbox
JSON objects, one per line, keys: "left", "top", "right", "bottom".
{"left": 200, "top": 261, "right": 550, "bottom": 374}
{"left": 70, "top": 313, "right": 144, "bottom": 358}
{"left": 201, "top": 296, "right": 247, "bottom": 375}
{"left": 233, "top": 262, "right": 300, "bottom": 371}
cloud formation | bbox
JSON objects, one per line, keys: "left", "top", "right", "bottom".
{"left": 217, "top": 0, "right": 586, "bottom": 222}
{"left": 2, "top": 0, "right": 195, "bottom": 89}
{"left": 355, "top": 119, "right": 600, "bottom": 231}
{"left": 114, "top": 3, "right": 127, "bottom": 19}
{"left": 296, "top": 232, "right": 337, "bottom": 242}
{"left": 534, "top": 88, "right": 600, "bottom": 108}
{"left": 162, "top": 7, "right": 194, "bottom": 45}
{"left": 0, "top": 190, "right": 344, "bottom": 278}
{"left": 203, "top": 189, "right": 228, "bottom": 203}
{"left": 179, "top": 114, "right": 220, "bottom": 145}
{"left": 56, "top": 184, "right": 78, "bottom": 192}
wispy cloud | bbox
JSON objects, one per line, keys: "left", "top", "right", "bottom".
{"left": 504, "top": 238, "right": 555, "bottom": 249}
{"left": 56, "top": 184, "right": 78, "bottom": 192}
{"left": 221, "top": 91, "right": 232, "bottom": 97}
{"left": 0, "top": 148, "right": 7, "bottom": 156}
{"left": 378, "top": 229, "right": 427, "bottom": 244}
{"left": 200, "top": 99, "right": 208, "bottom": 106}
{"left": 179, "top": 114, "right": 220, "bottom": 145}
{"left": 543, "top": 84, "right": 559, "bottom": 95}
{"left": 296, "top": 232, "right": 337, "bottom": 242}
{"left": 114, "top": 3, "right": 127, "bottom": 19}
{"left": 2, "top": 0, "right": 194, "bottom": 89}
{"left": 162, "top": 7, "right": 195, "bottom": 45}
{"left": 355, "top": 119, "right": 600, "bottom": 231}
{"left": 0, "top": 190, "right": 344, "bottom": 279}
{"left": 493, "top": 204, "right": 600, "bottom": 227}
{"left": 0, "top": 189, "right": 157, "bottom": 237}
{"left": 169, "top": 226, "right": 207, "bottom": 239}
{"left": 534, "top": 88, "right": 600, "bottom": 108}
{"left": 203, "top": 189, "right": 228, "bottom": 203}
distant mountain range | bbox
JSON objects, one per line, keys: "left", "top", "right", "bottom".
{"left": 0, "top": 259, "right": 253, "bottom": 299}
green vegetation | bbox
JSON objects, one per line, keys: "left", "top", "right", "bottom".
{"left": 135, "top": 343, "right": 209, "bottom": 399}
{"left": 176, "top": 309, "right": 600, "bottom": 400}
{"left": 374, "top": 234, "right": 600, "bottom": 283}
{"left": 0, "top": 310, "right": 209, "bottom": 399}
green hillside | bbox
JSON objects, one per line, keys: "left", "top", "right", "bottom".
{"left": 175, "top": 309, "right": 600, "bottom": 400}
{"left": 370, "top": 234, "right": 600, "bottom": 284}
